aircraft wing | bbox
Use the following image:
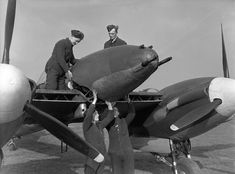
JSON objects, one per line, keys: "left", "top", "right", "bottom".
{"left": 15, "top": 89, "right": 89, "bottom": 137}
{"left": 120, "top": 91, "right": 162, "bottom": 127}
{"left": 31, "top": 89, "right": 162, "bottom": 118}
{"left": 16, "top": 89, "right": 161, "bottom": 159}
{"left": 24, "top": 88, "right": 104, "bottom": 162}
{"left": 31, "top": 89, "right": 88, "bottom": 119}
{"left": 24, "top": 104, "right": 103, "bottom": 162}
{"left": 20, "top": 89, "right": 162, "bottom": 133}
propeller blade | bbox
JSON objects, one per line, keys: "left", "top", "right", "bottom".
{"left": 170, "top": 99, "right": 222, "bottom": 131}
{"left": 24, "top": 103, "right": 104, "bottom": 163}
{"left": 221, "top": 24, "right": 230, "bottom": 78}
{"left": 2, "top": 0, "right": 16, "bottom": 64}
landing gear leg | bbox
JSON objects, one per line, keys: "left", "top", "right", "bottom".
{"left": 169, "top": 139, "right": 178, "bottom": 174}
{"left": 151, "top": 139, "right": 202, "bottom": 174}
{"left": 179, "top": 139, "right": 191, "bottom": 159}
{"left": 169, "top": 139, "right": 203, "bottom": 174}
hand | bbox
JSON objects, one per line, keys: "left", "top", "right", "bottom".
{"left": 66, "top": 70, "right": 73, "bottom": 80}
{"left": 113, "top": 107, "right": 119, "bottom": 118}
{"left": 92, "top": 90, "right": 97, "bottom": 104}
{"left": 67, "top": 81, "right": 73, "bottom": 90}
{"left": 105, "top": 101, "right": 113, "bottom": 110}
{"left": 125, "top": 95, "right": 130, "bottom": 103}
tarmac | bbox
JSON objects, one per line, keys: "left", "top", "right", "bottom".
{"left": 1, "top": 119, "right": 235, "bottom": 174}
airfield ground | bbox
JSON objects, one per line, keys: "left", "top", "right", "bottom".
{"left": 1, "top": 119, "right": 235, "bottom": 174}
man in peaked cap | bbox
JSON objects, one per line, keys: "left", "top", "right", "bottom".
{"left": 45, "top": 29, "right": 84, "bottom": 90}
{"left": 104, "top": 24, "right": 127, "bottom": 49}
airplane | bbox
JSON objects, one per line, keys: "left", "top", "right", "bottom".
{"left": 1, "top": 1, "right": 235, "bottom": 174}
{"left": 0, "top": 0, "right": 170, "bottom": 169}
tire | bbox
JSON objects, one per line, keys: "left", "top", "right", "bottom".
{"left": 177, "top": 157, "right": 202, "bottom": 174}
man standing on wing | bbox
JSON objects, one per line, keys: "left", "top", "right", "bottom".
{"left": 45, "top": 30, "right": 84, "bottom": 90}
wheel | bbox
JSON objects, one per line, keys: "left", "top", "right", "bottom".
{"left": 177, "top": 157, "right": 202, "bottom": 174}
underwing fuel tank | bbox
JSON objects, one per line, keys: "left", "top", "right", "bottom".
{"left": 71, "top": 45, "right": 159, "bottom": 101}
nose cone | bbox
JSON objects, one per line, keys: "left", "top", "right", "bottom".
{"left": 141, "top": 48, "right": 159, "bottom": 67}
{"left": 0, "top": 64, "right": 31, "bottom": 123}
{"left": 208, "top": 77, "right": 235, "bottom": 117}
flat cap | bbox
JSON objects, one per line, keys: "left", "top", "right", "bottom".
{"left": 106, "top": 24, "right": 118, "bottom": 32}
{"left": 71, "top": 30, "right": 84, "bottom": 40}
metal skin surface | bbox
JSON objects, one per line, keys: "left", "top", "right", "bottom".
{"left": 71, "top": 45, "right": 159, "bottom": 101}
{"left": 140, "top": 77, "right": 235, "bottom": 141}
{"left": 0, "top": 64, "right": 31, "bottom": 147}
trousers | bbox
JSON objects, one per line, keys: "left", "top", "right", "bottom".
{"left": 109, "top": 151, "right": 134, "bottom": 174}
{"left": 45, "top": 68, "right": 66, "bottom": 90}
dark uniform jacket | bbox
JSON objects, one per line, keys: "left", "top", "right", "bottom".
{"left": 45, "top": 38, "right": 77, "bottom": 75}
{"left": 107, "top": 104, "right": 135, "bottom": 155}
{"left": 83, "top": 104, "right": 114, "bottom": 166}
{"left": 104, "top": 37, "right": 127, "bottom": 49}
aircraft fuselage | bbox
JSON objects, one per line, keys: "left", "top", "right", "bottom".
{"left": 72, "top": 45, "right": 159, "bottom": 101}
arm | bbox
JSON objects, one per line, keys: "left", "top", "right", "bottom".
{"left": 69, "top": 51, "right": 77, "bottom": 65}
{"left": 100, "top": 109, "right": 115, "bottom": 129}
{"left": 83, "top": 104, "right": 95, "bottom": 132}
{"left": 55, "top": 41, "right": 69, "bottom": 72}
{"left": 99, "top": 101, "right": 115, "bottom": 129}
{"left": 83, "top": 90, "right": 97, "bottom": 131}
{"left": 125, "top": 96, "right": 135, "bottom": 125}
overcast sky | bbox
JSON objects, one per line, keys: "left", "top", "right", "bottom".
{"left": 0, "top": 0, "right": 235, "bottom": 90}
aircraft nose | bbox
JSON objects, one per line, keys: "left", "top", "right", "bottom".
{"left": 141, "top": 48, "right": 159, "bottom": 67}
{"left": 208, "top": 77, "right": 235, "bottom": 117}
